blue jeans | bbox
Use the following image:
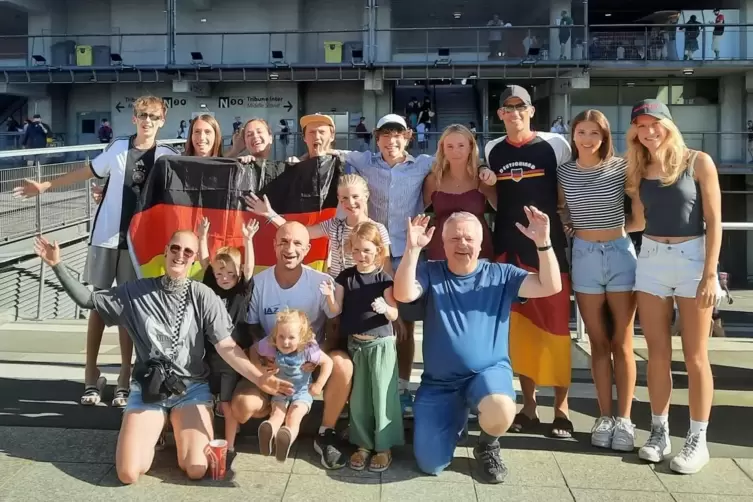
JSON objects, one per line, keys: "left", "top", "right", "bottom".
{"left": 571, "top": 235, "right": 637, "bottom": 294}
{"left": 126, "top": 380, "right": 213, "bottom": 414}
{"left": 413, "top": 364, "right": 514, "bottom": 475}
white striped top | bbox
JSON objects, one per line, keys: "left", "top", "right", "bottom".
{"left": 557, "top": 156, "right": 628, "bottom": 230}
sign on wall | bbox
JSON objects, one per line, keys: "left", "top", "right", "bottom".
{"left": 218, "top": 96, "right": 293, "bottom": 112}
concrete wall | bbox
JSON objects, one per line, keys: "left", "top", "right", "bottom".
{"left": 720, "top": 75, "right": 746, "bottom": 163}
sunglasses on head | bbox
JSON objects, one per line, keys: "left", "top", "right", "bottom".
{"left": 136, "top": 112, "right": 163, "bottom": 122}
{"left": 169, "top": 244, "right": 196, "bottom": 259}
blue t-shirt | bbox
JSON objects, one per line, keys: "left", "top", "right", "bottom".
{"left": 416, "top": 260, "right": 529, "bottom": 386}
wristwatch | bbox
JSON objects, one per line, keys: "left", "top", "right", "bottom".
{"left": 537, "top": 242, "right": 552, "bottom": 251}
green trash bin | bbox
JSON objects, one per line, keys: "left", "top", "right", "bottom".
{"left": 324, "top": 41, "right": 343, "bottom": 63}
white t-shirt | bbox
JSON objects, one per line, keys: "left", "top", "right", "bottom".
{"left": 89, "top": 137, "right": 179, "bottom": 249}
{"left": 246, "top": 265, "right": 337, "bottom": 342}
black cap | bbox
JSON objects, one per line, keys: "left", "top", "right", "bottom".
{"left": 32, "top": 114, "right": 41, "bottom": 119}
{"left": 630, "top": 99, "right": 672, "bottom": 122}
{"left": 499, "top": 85, "right": 532, "bottom": 107}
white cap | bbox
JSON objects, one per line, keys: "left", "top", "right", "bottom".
{"left": 376, "top": 113, "right": 408, "bottom": 130}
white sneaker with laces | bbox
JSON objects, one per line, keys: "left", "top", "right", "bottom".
{"left": 670, "top": 432, "right": 710, "bottom": 474}
{"left": 591, "top": 416, "right": 615, "bottom": 449}
{"left": 611, "top": 419, "right": 636, "bottom": 452}
{"left": 638, "top": 423, "right": 671, "bottom": 463}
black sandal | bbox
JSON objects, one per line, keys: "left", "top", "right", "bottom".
{"left": 509, "top": 412, "right": 541, "bottom": 433}
{"left": 548, "top": 416, "right": 574, "bottom": 439}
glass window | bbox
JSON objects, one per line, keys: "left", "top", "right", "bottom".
{"left": 620, "top": 82, "right": 670, "bottom": 105}
{"left": 571, "top": 85, "right": 618, "bottom": 106}
{"left": 670, "top": 79, "right": 719, "bottom": 105}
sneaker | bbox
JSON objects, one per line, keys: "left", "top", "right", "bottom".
{"left": 275, "top": 426, "right": 293, "bottom": 463}
{"left": 473, "top": 442, "right": 508, "bottom": 484}
{"left": 670, "top": 432, "right": 710, "bottom": 474}
{"left": 638, "top": 423, "right": 671, "bottom": 463}
{"left": 611, "top": 419, "right": 636, "bottom": 452}
{"left": 258, "top": 421, "right": 275, "bottom": 457}
{"left": 591, "top": 416, "right": 615, "bottom": 449}
{"left": 400, "top": 389, "right": 414, "bottom": 418}
{"left": 313, "top": 429, "right": 346, "bottom": 470}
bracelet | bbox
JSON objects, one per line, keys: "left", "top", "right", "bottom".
{"left": 537, "top": 243, "right": 552, "bottom": 251}
{"left": 266, "top": 212, "right": 278, "bottom": 223}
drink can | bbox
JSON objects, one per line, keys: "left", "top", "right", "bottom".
{"left": 204, "top": 439, "right": 228, "bottom": 480}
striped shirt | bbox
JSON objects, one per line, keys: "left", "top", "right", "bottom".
{"left": 320, "top": 217, "right": 391, "bottom": 278}
{"left": 344, "top": 151, "right": 434, "bottom": 257}
{"left": 557, "top": 156, "right": 628, "bottom": 230}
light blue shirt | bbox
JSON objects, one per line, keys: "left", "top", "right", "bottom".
{"left": 345, "top": 151, "right": 434, "bottom": 257}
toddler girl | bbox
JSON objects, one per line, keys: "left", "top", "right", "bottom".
{"left": 197, "top": 217, "right": 258, "bottom": 457}
{"left": 252, "top": 308, "right": 333, "bottom": 462}
{"left": 320, "top": 221, "right": 404, "bottom": 472}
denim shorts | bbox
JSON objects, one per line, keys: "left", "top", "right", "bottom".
{"left": 634, "top": 236, "right": 709, "bottom": 299}
{"left": 126, "top": 380, "right": 214, "bottom": 414}
{"left": 571, "top": 236, "right": 637, "bottom": 294}
{"left": 271, "top": 386, "right": 314, "bottom": 411}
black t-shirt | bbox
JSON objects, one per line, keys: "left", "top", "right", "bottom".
{"left": 336, "top": 267, "right": 394, "bottom": 338}
{"left": 203, "top": 268, "right": 254, "bottom": 350}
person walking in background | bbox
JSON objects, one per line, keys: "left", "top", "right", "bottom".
{"left": 711, "top": 9, "right": 725, "bottom": 60}
{"left": 98, "top": 119, "right": 113, "bottom": 144}
{"left": 355, "top": 117, "right": 370, "bottom": 152}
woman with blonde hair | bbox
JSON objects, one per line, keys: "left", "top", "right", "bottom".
{"left": 422, "top": 124, "right": 495, "bottom": 260}
{"left": 557, "top": 109, "right": 643, "bottom": 452}
{"left": 626, "top": 99, "right": 721, "bottom": 475}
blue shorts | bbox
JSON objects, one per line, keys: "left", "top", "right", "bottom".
{"left": 413, "top": 364, "right": 515, "bottom": 475}
{"left": 126, "top": 380, "right": 213, "bottom": 414}
{"left": 571, "top": 235, "right": 637, "bottom": 294}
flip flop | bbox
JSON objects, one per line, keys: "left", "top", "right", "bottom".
{"left": 509, "top": 412, "right": 541, "bottom": 433}
{"left": 548, "top": 416, "right": 574, "bottom": 439}
{"left": 80, "top": 376, "right": 107, "bottom": 406}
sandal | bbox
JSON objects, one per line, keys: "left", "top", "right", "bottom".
{"left": 548, "top": 416, "right": 574, "bottom": 439}
{"left": 368, "top": 451, "right": 392, "bottom": 473}
{"left": 80, "top": 376, "right": 107, "bottom": 406}
{"left": 111, "top": 387, "right": 130, "bottom": 408}
{"left": 350, "top": 448, "right": 370, "bottom": 471}
{"left": 508, "top": 411, "right": 541, "bottom": 433}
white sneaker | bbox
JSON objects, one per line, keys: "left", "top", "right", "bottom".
{"left": 591, "top": 416, "right": 615, "bottom": 449}
{"left": 611, "top": 419, "right": 636, "bottom": 452}
{"left": 638, "top": 423, "right": 671, "bottom": 463}
{"left": 670, "top": 432, "right": 710, "bottom": 474}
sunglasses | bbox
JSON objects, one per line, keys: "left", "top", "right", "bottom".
{"left": 136, "top": 112, "right": 163, "bottom": 122}
{"left": 168, "top": 244, "right": 196, "bottom": 259}
{"left": 501, "top": 104, "right": 530, "bottom": 114}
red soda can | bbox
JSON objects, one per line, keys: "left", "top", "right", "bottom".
{"left": 204, "top": 439, "right": 228, "bottom": 480}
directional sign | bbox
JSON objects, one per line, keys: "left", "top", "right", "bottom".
{"left": 115, "top": 102, "right": 124, "bottom": 113}
{"left": 218, "top": 96, "right": 292, "bottom": 110}
{"left": 284, "top": 100, "right": 293, "bottom": 112}
{"left": 162, "top": 97, "right": 188, "bottom": 108}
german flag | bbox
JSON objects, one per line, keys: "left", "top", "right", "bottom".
{"left": 127, "top": 156, "right": 341, "bottom": 279}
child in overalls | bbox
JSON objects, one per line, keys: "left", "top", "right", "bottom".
{"left": 252, "top": 309, "right": 333, "bottom": 462}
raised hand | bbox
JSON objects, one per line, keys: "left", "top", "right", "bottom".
{"left": 33, "top": 236, "right": 61, "bottom": 267}
{"left": 371, "top": 297, "right": 388, "bottom": 315}
{"left": 515, "top": 206, "right": 551, "bottom": 247}
{"left": 319, "top": 279, "right": 335, "bottom": 299}
{"left": 479, "top": 167, "right": 497, "bottom": 186}
{"left": 242, "top": 219, "right": 260, "bottom": 240}
{"left": 244, "top": 193, "right": 274, "bottom": 218}
{"left": 91, "top": 182, "right": 104, "bottom": 204}
{"left": 12, "top": 179, "right": 45, "bottom": 199}
{"left": 197, "top": 217, "right": 210, "bottom": 240}
{"left": 406, "top": 214, "right": 435, "bottom": 251}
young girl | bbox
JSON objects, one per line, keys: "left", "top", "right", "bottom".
{"left": 197, "top": 216, "right": 258, "bottom": 457}
{"left": 252, "top": 309, "right": 333, "bottom": 462}
{"left": 245, "top": 173, "right": 393, "bottom": 278}
{"left": 320, "top": 222, "right": 403, "bottom": 472}
{"left": 626, "top": 99, "right": 721, "bottom": 475}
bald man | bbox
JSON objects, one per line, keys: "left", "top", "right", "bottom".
{"left": 231, "top": 222, "right": 352, "bottom": 470}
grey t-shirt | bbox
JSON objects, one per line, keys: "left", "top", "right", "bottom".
{"left": 93, "top": 278, "right": 233, "bottom": 380}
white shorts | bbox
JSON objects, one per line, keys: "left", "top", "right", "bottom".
{"left": 634, "top": 237, "right": 718, "bottom": 299}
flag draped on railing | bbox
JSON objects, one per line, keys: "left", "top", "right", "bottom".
{"left": 127, "top": 155, "right": 342, "bottom": 279}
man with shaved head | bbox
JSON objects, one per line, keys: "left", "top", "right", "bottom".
{"left": 231, "top": 222, "right": 351, "bottom": 469}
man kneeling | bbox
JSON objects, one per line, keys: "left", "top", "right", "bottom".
{"left": 393, "top": 209, "right": 562, "bottom": 483}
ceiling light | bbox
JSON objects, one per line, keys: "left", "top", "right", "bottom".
{"left": 453, "top": 12, "right": 462, "bottom": 19}
{"left": 605, "top": 13, "right": 612, "bottom": 17}
{"left": 683, "top": 68, "right": 694, "bottom": 75}
{"left": 200, "top": 18, "right": 207, "bottom": 23}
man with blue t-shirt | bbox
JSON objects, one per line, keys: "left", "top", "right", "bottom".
{"left": 393, "top": 209, "right": 562, "bottom": 484}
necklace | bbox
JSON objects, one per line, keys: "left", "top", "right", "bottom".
{"left": 575, "top": 158, "right": 604, "bottom": 170}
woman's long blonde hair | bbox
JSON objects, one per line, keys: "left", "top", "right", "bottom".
{"left": 625, "top": 117, "right": 688, "bottom": 195}
{"left": 431, "top": 124, "right": 480, "bottom": 187}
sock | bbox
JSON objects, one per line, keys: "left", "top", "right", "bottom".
{"left": 398, "top": 378, "right": 409, "bottom": 392}
{"left": 318, "top": 426, "right": 331, "bottom": 435}
{"left": 689, "top": 420, "right": 708, "bottom": 437}
{"left": 615, "top": 416, "right": 632, "bottom": 426}
{"left": 479, "top": 431, "right": 499, "bottom": 447}
{"left": 651, "top": 414, "right": 669, "bottom": 429}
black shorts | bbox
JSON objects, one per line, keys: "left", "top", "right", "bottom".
{"left": 207, "top": 353, "right": 241, "bottom": 402}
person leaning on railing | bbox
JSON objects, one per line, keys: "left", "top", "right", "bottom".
{"left": 32, "top": 231, "right": 294, "bottom": 485}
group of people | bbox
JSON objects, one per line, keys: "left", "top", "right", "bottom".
{"left": 14, "top": 82, "right": 722, "bottom": 484}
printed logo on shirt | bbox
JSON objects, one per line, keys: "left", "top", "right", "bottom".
{"left": 132, "top": 159, "right": 147, "bottom": 185}
{"left": 264, "top": 305, "right": 281, "bottom": 316}
{"left": 495, "top": 161, "right": 543, "bottom": 182}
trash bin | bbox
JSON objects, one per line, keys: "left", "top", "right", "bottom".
{"left": 324, "top": 41, "right": 343, "bottom": 63}
{"left": 76, "top": 45, "right": 93, "bottom": 66}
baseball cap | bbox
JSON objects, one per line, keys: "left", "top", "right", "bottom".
{"left": 300, "top": 113, "right": 335, "bottom": 130}
{"left": 499, "top": 85, "right": 532, "bottom": 107}
{"left": 630, "top": 99, "right": 672, "bottom": 123}
{"left": 376, "top": 113, "right": 408, "bottom": 130}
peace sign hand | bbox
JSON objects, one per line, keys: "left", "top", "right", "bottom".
{"left": 515, "top": 206, "right": 551, "bottom": 247}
